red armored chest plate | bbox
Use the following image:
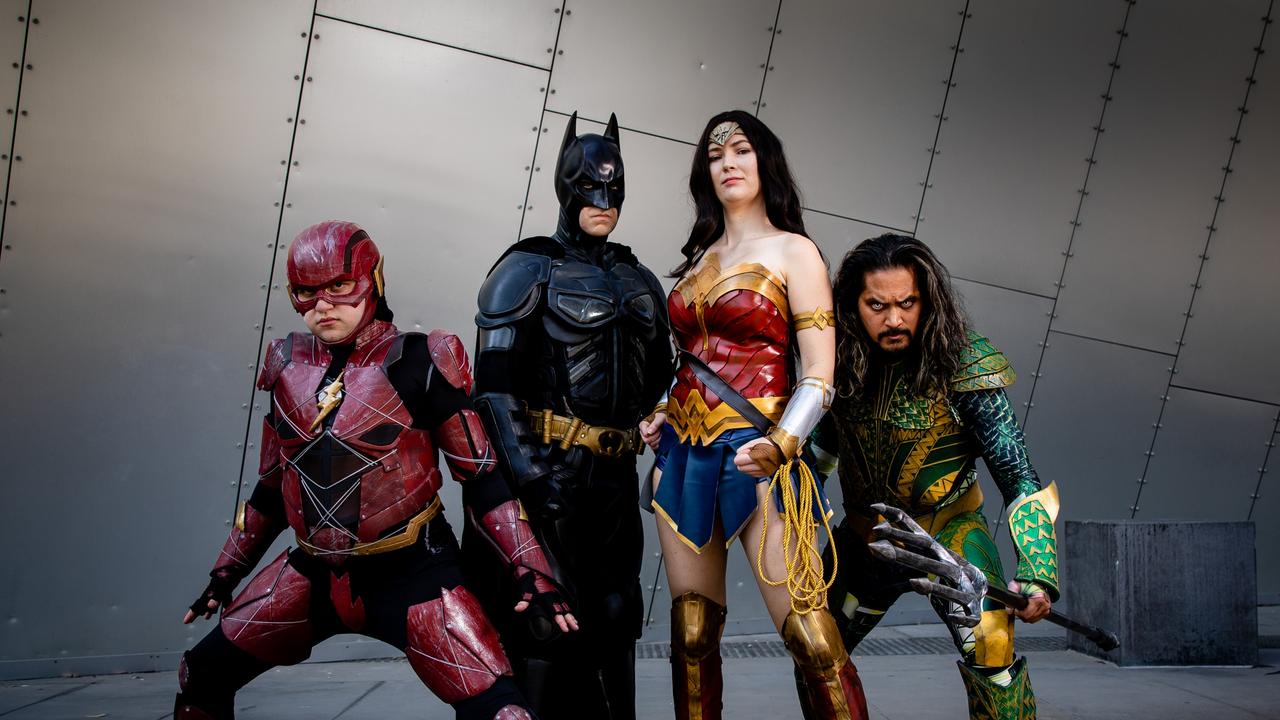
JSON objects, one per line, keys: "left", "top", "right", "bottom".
{"left": 267, "top": 323, "right": 441, "bottom": 555}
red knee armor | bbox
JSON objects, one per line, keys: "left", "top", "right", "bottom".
{"left": 220, "top": 551, "right": 315, "bottom": 666}
{"left": 406, "top": 586, "right": 513, "bottom": 703}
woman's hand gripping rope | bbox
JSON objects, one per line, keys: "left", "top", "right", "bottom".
{"left": 753, "top": 455, "right": 838, "bottom": 615}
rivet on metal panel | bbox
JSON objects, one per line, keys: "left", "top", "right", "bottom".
{"left": 759, "top": 63, "right": 766, "bottom": 69}
{"left": 301, "top": 32, "right": 306, "bottom": 38}
{"left": 518, "top": 204, "right": 524, "bottom": 209}
{"left": 260, "top": 284, "right": 266, "bottom": 289}
{"left": 1129, "top": 506, "right": 1139, "bottom": 512}
{"left": 542, "top": 128, "right": 548, "bottom": 133}
{"left": 280, "top": 160, "right": 286, "bottom": 165}
{"left": 291, "top": 161, "right": 299, "bottom": 167}
{"left": 266, "top": 326, "right": 272, "bottom": 331}
{"left": 565, "top": 9, "right": 571, "bottom": 15}
{"left": 1136, "top": 478, "right": 1146, "bottom": 484}
{"left": 558, "top": 50, "right": 564, "bottom": 55}
{"left": 1, "top": 154, "right": 6, "bottom": 160}
{"left": 24, "top": 64, "right": 30, "bottom": 70}
{"left": 16, "top": 16, "right": 22, "bottom": 21}
{"left": 286, "top": 202, "right": 292, "bottom": 208}
{"left": 532, "top": 126, "right": 538, "bottom": 131}
{"left": 4, "top": 108, "right": 10, "bottom": 114}
{"left": 7, "top": 200, "right": 13, "bottom": 206}
{"left": 236, "top": 443, "right": 243, "bottom": 449}
{"left": 539, "top": 87, "right": 545, "bottom": 93}
{"left": 751, "top": 100, "right": 759, "bottom": 106}
{"left": 535, "top": 166, "right": 541, "bottom": 172}
{"left": 313, "top": 34, "right": 320, "bottom": 40}
{"left": 255, "top": 404, "right": 261, "bottom": 410}
{"left": 769, "top": 66, "right": 775, "bottom": 71}
{"left": 306, "top": 76, "right": 313, "bottom": 82}
{"left": 525, "top": 165, "right": 531, "bottom": 171}
{"left": 528, "top": 206, "right": 534, "bottom": 211}
{"left": 550, "top": 89, "right": 556, "bottom": 94}
{"left": 767, "top": 26, "right": 773, "bottom": 31}
{"left": 760, "top": 102, "right": 767, "bottom": 108}
{"left": 272, "top": 284, "right": 280, "bottom": 289}
{"left": 554, "top": 7, "right": 560, "bottom": 13}
{"left": 248, "top": 443, "right": 254, "bottom": 449}
{"left": 274, "top": 202, "right": 280, "bottom": 207}
{"left": 242, "top": 403, "right": 248, "bottom": 409}
{"left": 546, "top": 48, "right": 553, "bottom": 53}
{"left": 13, "top": 155, "right": 19, "bottom": 161}
{"left": 294, "top": 74, "right": 300, "bottom": 80}
{"left": 9, "top": 63, "right": 15, "bottom": 68}
{"left": 287, "top": 117, "right": 293, "bottom": 123}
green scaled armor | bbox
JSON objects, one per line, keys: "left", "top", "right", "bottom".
{"left": 1006, "top": 483, "right": 1060, "bottom": 601}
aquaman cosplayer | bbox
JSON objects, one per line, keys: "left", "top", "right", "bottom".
{"left": 802, "top": 234, "right": 1060, "bottom": 719}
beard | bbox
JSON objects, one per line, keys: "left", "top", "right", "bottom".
{"left": 877, "top": 328, "right": 913, "bottom": 352}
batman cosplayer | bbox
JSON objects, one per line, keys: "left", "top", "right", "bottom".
{"left": 463, "top": 113, "right": 673, "bottom": 719}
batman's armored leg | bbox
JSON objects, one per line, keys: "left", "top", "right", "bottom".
{"left": 935, "top": 512, "right": 1036, "bottom": 720}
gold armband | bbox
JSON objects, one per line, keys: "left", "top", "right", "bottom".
{"left": 793, "top": 308, "right": 835, "bottom": 332}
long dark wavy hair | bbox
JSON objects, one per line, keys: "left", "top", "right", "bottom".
{"left": 833, "top": 234, "right": 969, "bottom": 400}
{"left": 670, "top": 110, "right": 809, "bottom": 278}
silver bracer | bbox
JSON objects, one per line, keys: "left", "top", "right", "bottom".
{"left": 766, "top": 376, "right": 835, "bottom": 460}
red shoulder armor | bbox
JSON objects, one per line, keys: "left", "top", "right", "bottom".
{"left": 256, "top": 335, "right": 294, "bottom": 391}
{"left": 427, "top": 330, "right": 473, "bottom": 394}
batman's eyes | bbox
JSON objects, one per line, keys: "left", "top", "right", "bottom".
{"left": 577, "top": 180, "right": 597, "bottom": 191}
{"left": 608, "top": 182, "right": 621, "bottom": 191}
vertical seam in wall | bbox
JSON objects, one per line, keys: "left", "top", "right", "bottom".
{"left": 232, "top": 2, "right": 320, "bottom": 509}
{"left": 1129, "top": 0, "right": 1273, "bottom": 519}
{"left": 1020, "top": 0, "right": 1136, "bottom": 435}
{"left": 911, "top": 0, "right": 971, "bottom": 236}
{"left": 515, "top": 1, "right": 566, "bottom": 241}
{"left": 0, "top": 1, "right": 33, "bottom": 266}
{"left": 753, "top": 1, "right": 783, "bottom": 115}
{"left": 1247, "top": 413, "right": 1279, "bottom": 520}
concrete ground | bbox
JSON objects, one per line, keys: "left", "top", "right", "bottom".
{"left": 3, "top": 609, "right": 1277, "bottom": 719}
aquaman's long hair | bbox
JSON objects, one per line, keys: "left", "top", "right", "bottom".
{"left": 833, "top": 234, "right": 969, "bottom": 400}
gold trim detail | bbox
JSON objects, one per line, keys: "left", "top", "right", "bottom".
{"left": 234, "top": 501, "right": 247, "bottom": 532}
{"left": 708, "top": 121, "right": 740, "bottom": 146}
{"left": 665, "top": 389, "right": 787, "bottom": 445}
{"left": 296, "top": 496, "right": 442, "bottom": 557}
{"left": 311, "top": 370, "right": 345, "bottom": 431}
{"left": 1008, "top": 481, "right": 1060, "bottom": 523}
{"left": 526, "top": 410, "right": 642, "bottom": 458}
{"left": 373, "top": 255, "right": 385, "bottom": 297}
{"left": 793, "top": 308, "right": 835, "bottom": 332}
{"left": 766, "top": 426, "right": 802, "bottom": 461}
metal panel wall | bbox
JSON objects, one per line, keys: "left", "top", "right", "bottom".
{"left": 1140, "top": 389, "right": 1275, "bottom": 521}
{"left": 0, "top": 0, "right": 312, "bottom": 673}
{"left": 0, "top": 4, "right": 24, "bottom": 210}
{"left": 548, "top": 0, "right": 778, "bottom": 144}
{"left": 760, "top": 0, "right": 965, "bottom": 229}
{"left": 1175, "top": 40, "right": 1280, "bottom": 406}
{"left": 1023, "top": 333, "right": 1172, "bottom": 521}
{"left": 919, "top": 0, "right": 1122, "bottom": 296}
{"left": 1051, "top": 0, "right": 1268, "bottom": 353}
{"left": 317, "top": 0, "right": 561, "bottom": 68}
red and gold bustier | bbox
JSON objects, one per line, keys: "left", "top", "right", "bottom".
{"left": 666, "top": 254, "right": 791, "bottom": 444}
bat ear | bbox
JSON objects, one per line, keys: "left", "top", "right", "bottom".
{"left": 561, "top": 111, "right": 579, "bottom": 152}
{"left": 604, "top": 113, "right": 620, "bottom": 145}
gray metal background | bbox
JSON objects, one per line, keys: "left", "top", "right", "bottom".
{"left": 0, "top": 0, "right": 1276, "bottom": 678}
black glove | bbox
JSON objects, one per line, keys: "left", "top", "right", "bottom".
{"left": 522, "top": 447, "right": 585, "bottom": 519}
{"left": 187, "top": 571, "right": 238, "bottom": 618}
{"left": 516, "top": 567, "right": 573, "bottom": 642}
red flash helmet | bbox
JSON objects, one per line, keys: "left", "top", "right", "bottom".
{"left": 286, "top": 221, "right": 385, "bottom": 340}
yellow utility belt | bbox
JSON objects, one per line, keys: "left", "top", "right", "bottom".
{"left": 665, "top": 389, "right": 787, "bottom": 445}
{"left": 526, "top": 409, "right": 642, "bottom": 458}
{"left": 296, "top": 496, "right": 442, "bottom": 557}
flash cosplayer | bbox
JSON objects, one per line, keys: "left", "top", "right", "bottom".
{"left": 176, "top": 221, "right": 573, "bottom": 720}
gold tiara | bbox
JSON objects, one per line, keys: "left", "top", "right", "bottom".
{"left": 708, "top": 121, "right": 740, "bottom": 146}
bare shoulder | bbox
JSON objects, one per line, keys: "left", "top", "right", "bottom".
{"left": 778, "top": 233, "right": 826, "bottom": 278}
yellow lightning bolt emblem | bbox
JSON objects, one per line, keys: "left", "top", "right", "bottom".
{"left": 311, "top": 370, "right": 345, "bottom": 431}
